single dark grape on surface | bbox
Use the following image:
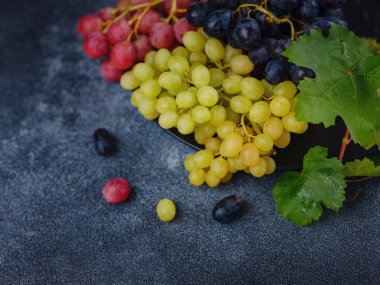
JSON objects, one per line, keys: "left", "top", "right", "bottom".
{"left": 289, "top": 65, "right": 316, "bottom": 84}
{"left": 265, "top": 60, "right": 289, "bottom": 84}
{"left": 93, "top": 128, "right": 118, "bottom": 156}
{"left": 294, "top": 0, "right": 319, "bottom": 20}
{"left": 203, "top": 9, "right": 235, "bottom": 37}
{"left": 235, "top": 18, "right": 262, "bottom": 50}
{"left": 212, "top": 195, "right": 247, "bottom": 223}
{"left": 186, "top": 2, "right": 210, "bottom": 27}
{"left": 208, "top": 0, "right": 238, "bottom": 10}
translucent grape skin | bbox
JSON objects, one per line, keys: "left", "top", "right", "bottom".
{"left": 77, "top": 14, "right": 103, "bottom": 37}
{"left": 111, "top": 42, "right": 136, "bottom": 70}
{"left": 149, "top": 22, "right": 175, "bottom": 49}
{"left": 107, "top": 19, "right": 132, "bottom": 45}
{"left": 83, "top": 32, "right": 109, "bottom": 59}
{"left": 100, "top": 60, "right": 124, "bottom": 82}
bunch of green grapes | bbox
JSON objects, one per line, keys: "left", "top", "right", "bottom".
{"left": 122, "top": 28, "right": 308, "bottom": 188}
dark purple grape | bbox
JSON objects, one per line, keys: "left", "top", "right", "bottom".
{"left": 305, "top": 17, "right": 347, "bottom": 37}
{"left": 265, "top": 60, "right": 289, "bottom": 84}
{"left": 289, "top": 65, "right": 316, "bottom": 84}
{"left": 235, "top": 18, "right": 261, "bottom": 50}
{"left": 227, "top": 25, "right": 241, "bottom": 48}
{"left": 203, "top": 9, "right": 235, "bottom": 37}
{"left": 249, "top": 46, "right": 271, "bottom": 66}
{"left": 208, "top": 0, "right": 238, "bottom": 10}
{"left": 212, "top": 195, "right": 247, "bottom": 223}
{"left": 186, "top": 2, "right": 210, "bottom": 27}
{"left": 294, "top": 0, "right": 319, "bottom": 20}
{"left": 254, "top": 11, "right": 281, "bottom": 37}
{"left": 93, "top": 128, "right": 118, "bottom": 156}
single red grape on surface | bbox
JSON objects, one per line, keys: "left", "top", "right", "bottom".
{"left": 103, "top": 178, "right": 131, "bottom": 204}
{"left": 134, "top": 34, "right": 153, "bottom": 61}
{"left": 133, "top": 9, "right": 162, "bottom": 34}
{"left": 98, "top": 7, "right": 115, "bottom": 21}
{"left": 100, "top": 60, "right": 124, "bottom": 82}
{"left": 107, "top": 19, "right": 133, "bottom": 45}
{"left": 173, "top": 17, "right": 197, "bottom": 43}
{"left": 149, "top": 22, "right": 175, "bottom": 49}
{"left": 83, "top": 32, "right": 110, "bottom": 59}
{"left": 77, "top": 14, "right": 103, "bottom": 37}
{"left": 111, "top": 42, "right": 136, "bottom": 70}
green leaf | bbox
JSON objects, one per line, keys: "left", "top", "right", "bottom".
{"left": 283, "top": 25, "right": 380, "bottom": 149}
{"left": 273, "top": 146, "right": 346, "bottom": 226}
{"left": 343, "top": 157, "right": 380, "bottom": 177}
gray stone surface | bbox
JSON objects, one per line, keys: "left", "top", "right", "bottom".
{"left": 0, "top": 1, "right": 379, "bottom": 284}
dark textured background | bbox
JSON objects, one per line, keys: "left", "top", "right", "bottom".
{"left": 0, "top": 1, "right": 379, "bottom": 284}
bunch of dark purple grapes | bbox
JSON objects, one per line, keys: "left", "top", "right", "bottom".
{"left": 186, "top": 0, "right": 347, "bottom": 85}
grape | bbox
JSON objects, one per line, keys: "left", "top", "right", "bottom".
{"left": 133, "top": 34, "right": 153, "bottom": 62}
{"left": 156, "top": 96, "right": 177, "bottom": 113}
{"left": 133, "top": 63, "right": 155, "bottom": 82}
{"left": 274, "top": 129, "right": 291, "bottom": 148}
{"left": 159, "top": 111, "right": 179, "bottom": 129}
{"left": 235, "top": 18, "right": 261, "bottom": 50}
{"left": 158, "top": 72, "right": 182, "bottom": 90}
{"left": 77, "top": 15, "right": 103, "bottom": 37}
{"left": 205, "top": 171, "right": 221, "bottom": 187}
{"left": 168, "top": 55, "right": 190, "bottom": 74}
{"left": 223, "top": 75, "right": 243, "bottom": 94}
{"left": 176, "top": 90, "right": 197, "bottom": 108}
{"left": 191, "top": 65, "right": 210, "bottom": 88}
{"left": 189, "top": 168, "right": 206, "bottom": 186}
{"left": 263, "top": 117, "right": 284, "bottom": 140}
{"left": 274, "top": 81, "right": 297, "bottom": 99}
{"left": 209, "top": 0, "right": 238, "bottom": 10}
{"left": 227, "top": 25, "right": 241, "bottom": 49}
{"left": 107, "top": 19, "right": 132, "bottom": 45}
{"left": 241, "top": 77, "right": 264, "bottom": 100}
{"left": 248, "top": 46, "right": 271, "bottom": 66}
{"left": 177, "top": 114, "right": 195, "bottom": 134}
{"left": 231, "top": 156, "right": 246, "bottom": 171}
{"left": 131, "top": 90, "right": 144, "bottom": 107}
{"left": 120, "top": 71, "right": 141, "bottom": 90}
{"left": 265, "top": 60, "right": 289, "bottom": 85}
{"left": 282, "top": 112, "right": 308, "bottom": 134}
{"left": 193, "top": 126, "right": 211, "bottom": 145}
{"left": 138, "top": 97, "right": 159, "bottom": 119}
{"left": 172, "top": 46, "right": 189, "bottom": 58}
{"left": 220, "top": 133, "right": 244, "bottom": 158}
{"left": 270, "top": 96, "right": 291, "bottom": 117}
{"left": 205, "top": 137, "right": 221, "bottom": 154}
{"left": 186, "top": 2, "right": 210, "bottom": 27}
{"left": 205, "top": 38, "right": 225, "bottom": 62}
{"left": 240, "top": 143, "right": 260, "bottom": 167}
{"left": 210, "top": 105, "right": 227, "bottom": 126}
{"left": 227, "top": 158, "right": 238, "bottom": 173}
{"left": 111, "top": 42, "right": 136, "bottom": 70}
{"left": 98, "top": 7, "right": 115, "bottom": 21}
{"left": 103, "top": 178, "right": 131, "bottom": 204}
{"left": 93, "top": 128, "right": 118, "bottom": 157}
{"left": 149, "top": 22, "right": 175, "bottom": 49}
{"left": 212, "top": 195, "right": 246, "bottom": 223}
{"left": 183, "top": 31, "right": 206, "bottom": 52}
{"left": 254, "top": 133, "right": 274, "bottom": 152}
{"left": 144, "top": 50, "right": 157, "bottom": 66}
{"left": 263, "top": 156, "right": 276, "bottom": 175}
{"left": 189, "top": 52, "right": 208, "bottom": 65}
{"left": 225, "top": 107, "right": 241, "bottom": 124}
{"left": 156, "top": 199, "right": 176, "bottom": 222}
{"left": 249, "top": 101, "right": 271, "bottom": 123}
{"left": 184, "top": 155, "right": 197, "bottom": 171}
{"left": 197, "top": 86, "right": 219, "bottom": 107}
{"left": 289, "top": 65, "right": 316, "bottom": 84}
{"left": 140, "top": 79, "right": 161, "bottom": 98}
{"left": 174, "top": 17, "right": 197, "bottom": 43}
{"left": 230, "top": 96, "right": 252, "bottom": 114}
{"left": 167, "top": 81, "right": 190, "bottom": 95}
{"left": 155, "top": 48, "right": 171, "bottom": 71}
{"left": 223, "top": 44, "right": 243, "bottom": 64}
{"left": 83, "top": 32, "right": 109, "bottom": 59}
{"left": 249, "top": 157, "right": 267, "bottom": 178}
{"left": 193, "top": 150, "right": 214, "bottom": 169}
{"left": 203, "top": 9, "right": 235, "bottom": 38}
{"left": 196, "top": 122, "right": 217, "bottom": 138}
{"left": 217, "top": 121, "right": 237, "bottom": 139}
{"left": 192, "top": 105, "right": 211, "bottom": 124}
{"left": 133, "top": 9, "right": 161, "bottom": 34}
{"left": 254, "top": 11, "right": 280, "bottom": 37}
{"left": 294, "top": 0, "right": 319, "bottom": 20}
{"left": 230, "top": 55, "right": 254, "bottom": 75}
{"left": 220, "top": 172, "right": 233, "bottom": 183}
{"left": 209, "top": 68, "right": 226, "bottom": 88}
{"left": 261, "top": 79, "right": 275, "bottom": 97}
{"left": 100, "top": 60, "right": 123, "bottom": 82}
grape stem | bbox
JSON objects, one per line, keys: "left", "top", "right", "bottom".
{"left": 165, "top": 0, "right": 178, "bottom": 23}
{"left": 338, "top": 128, "right": 351, "bottom": 161}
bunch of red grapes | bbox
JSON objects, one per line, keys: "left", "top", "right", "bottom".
{"left": 77, "top": 0, "right": 198, "bottom": 82}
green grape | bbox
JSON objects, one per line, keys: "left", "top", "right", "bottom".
{"left": 209, "top": 68, "right": 226, "bottom": 88}
{"left": 183, "top": 31, "right": 206, "bottom": 52}
{"left": 274, "top": 130, "right": 291, "bottom": 149}
{"left": 241, "top": 77, "right": 264, "bottom": 100}
{"left": 205, "top": 38, "right": 224, "bottom": 62}
{"left": 156, "top": 96, "right": 177, "bottom": 113}
{"left": 168, "top": 55, "right": 190, "bottom": 74}
{"left": 197, "top": 86, "right": 219, "bottom": 107}
{"left": 196, "top": 122, "right": 216, "bottom": 138}
{"left": 172, "top": 46, "right": 189, "bottom": 59}
{"left": 131, "top": 89, "right": 144, "bottom": 108}
{"left": 274, "top": 81, "right": 297, "bottom": 99}
{"left": 254, "top": 133, "right": 274, "bottom": 152}
{"left": 227, "top": 158, "right": 238, "bottom": 173}
{"left": 225, "top": 107, "right": 241, "bottom": 124}
{"left": 263, "top": 117, "right": 284, "bottom": 140}
{"left": 138, "top": 97, "right": 159, "bottom": 120}
{"left": 184, "top": 155, "right": 196, "bottom": 171}
{"left": 189, "top": 168, "right": 206, "bottom": 186}
{"left": 231, "top": 155, "right": 246, "bottom": 171}
{"left": 261, "top": 79, "right": 274, "bottom": 97}
{"left": 189, "top": 52, "right": 207, "bottom": 65}
{"left": 230, "top": 96, "right": 252, "bottom": 114}
{"left": 220, "top": 133, "right": 244, "bottom": 158}
{"left": 158, "top": 72, "right": 182, "bottom": 90}
{"left": 192, "top": 105, "right": 210, "bottom": 124}
{"left": 144, "top": 50, "right": 157, "bottom": 67}
{"left": 263, "top": 156, "right": 276, "bottom": 175}
{"left": 220, "top": 172, "right": 233, "bottom": 183}
{"left": 191, "top": 65, "right": 210, "bottom": 88}
{"left": 140, "top": 79, "right": 161, "bottom": 98}
{"left": 210, "top": 157, "right": 229, "bottom": 179}
{"left": 167, "top": 81, "right": 190, "bottom": 96}
{"left": 223, "top": 75, "right": 243, "bottom": 94}
{"left": 216, "top": 121, "right": 237, "bottom": 139}
{"left": 205, "top": 137, "right": 221, "bottom": 154}
{"left": 176, "top": 90, "right": 197, "bottom": 109}
{"left": 194, "top": 130, "right": 208, "bottom": 145}
{"left": 158, "top": 111, "right": 179, "bottom": 129}
{"left": 193, "top": 149, "right": 214, "bottom": 169}
{"left": 282, "top": 112, "right": 308, "bottom": 134}
{"left": 270, "top": 96, "right": 291, "bottom": 117}
{"left": 132, "top": 63, "right": 155, "bottom": 82}
{"left": 155, "top": 48, "right": 171, "bottom": 71}
{"left": 223, "top": 44, "right": 243, "bottom": 64}
{"left": 209, "top": 105, "right": 227, "bottom": 126}
{"left": 240, "top": 143, "right": 260, "bottom": 167}
{"left": 249, "top": 101, "right": 271, "bottom": 123}
{"left": 249, "top": 158, "right": 267, "bottom": 178}
{"left": 120, "top": 71, "right": 141, "bottom": 90}
{"left": 177, "top": 114, "right": 195, "bottom": 134}
{"left": 230, "top": 55, "right": 254, "bottom": 75}
{"left": 205, "top": 171, "right": 220, "bottom": 187}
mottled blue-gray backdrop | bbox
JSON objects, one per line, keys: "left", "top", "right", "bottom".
{"left": 0, "top": 1, "right": 379, "bottom": 284}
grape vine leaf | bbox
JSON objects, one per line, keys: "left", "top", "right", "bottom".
{"left": 343, "top": 157, "right": 380, "bottom": 177}
{"left": 273, "top": 146, "right": 346, "bottom": 226}
{"left": 283, "top": 25, "right": 380, "bottom": 149}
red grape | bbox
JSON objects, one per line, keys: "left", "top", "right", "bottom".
{"left": 100, "top": 60, "right": 124, "bottom": 82}
{"left": 164, "top": 0, "right": 195, "bottom": 17}
{"left": 77, "top": 14, "right": 103, "bottom": 37}
{"left": 111, "top": 42, "right": 136, "bottom": 69}
{"left": 98, "top": 7, "right": 115, "bottom": 21}
{"left": 173, "top": 17, "right": 197, "bottom": 43}
{"left": 103, "top": 178, "right": 131, "bottom": 204}
{"left": 149, "top": 22, "right": 175, "bottom": 49}
{"left": 133, "top": 9, "right": 162, "bottom": 34}
{"left": 107, "top": 19, "right": 133, "bottom": 45}
{"left": 83, "top": 32, "right": 110, "bottom": 59}
{"left": 134, "top": 35, "right": 153, "bottom": 61}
